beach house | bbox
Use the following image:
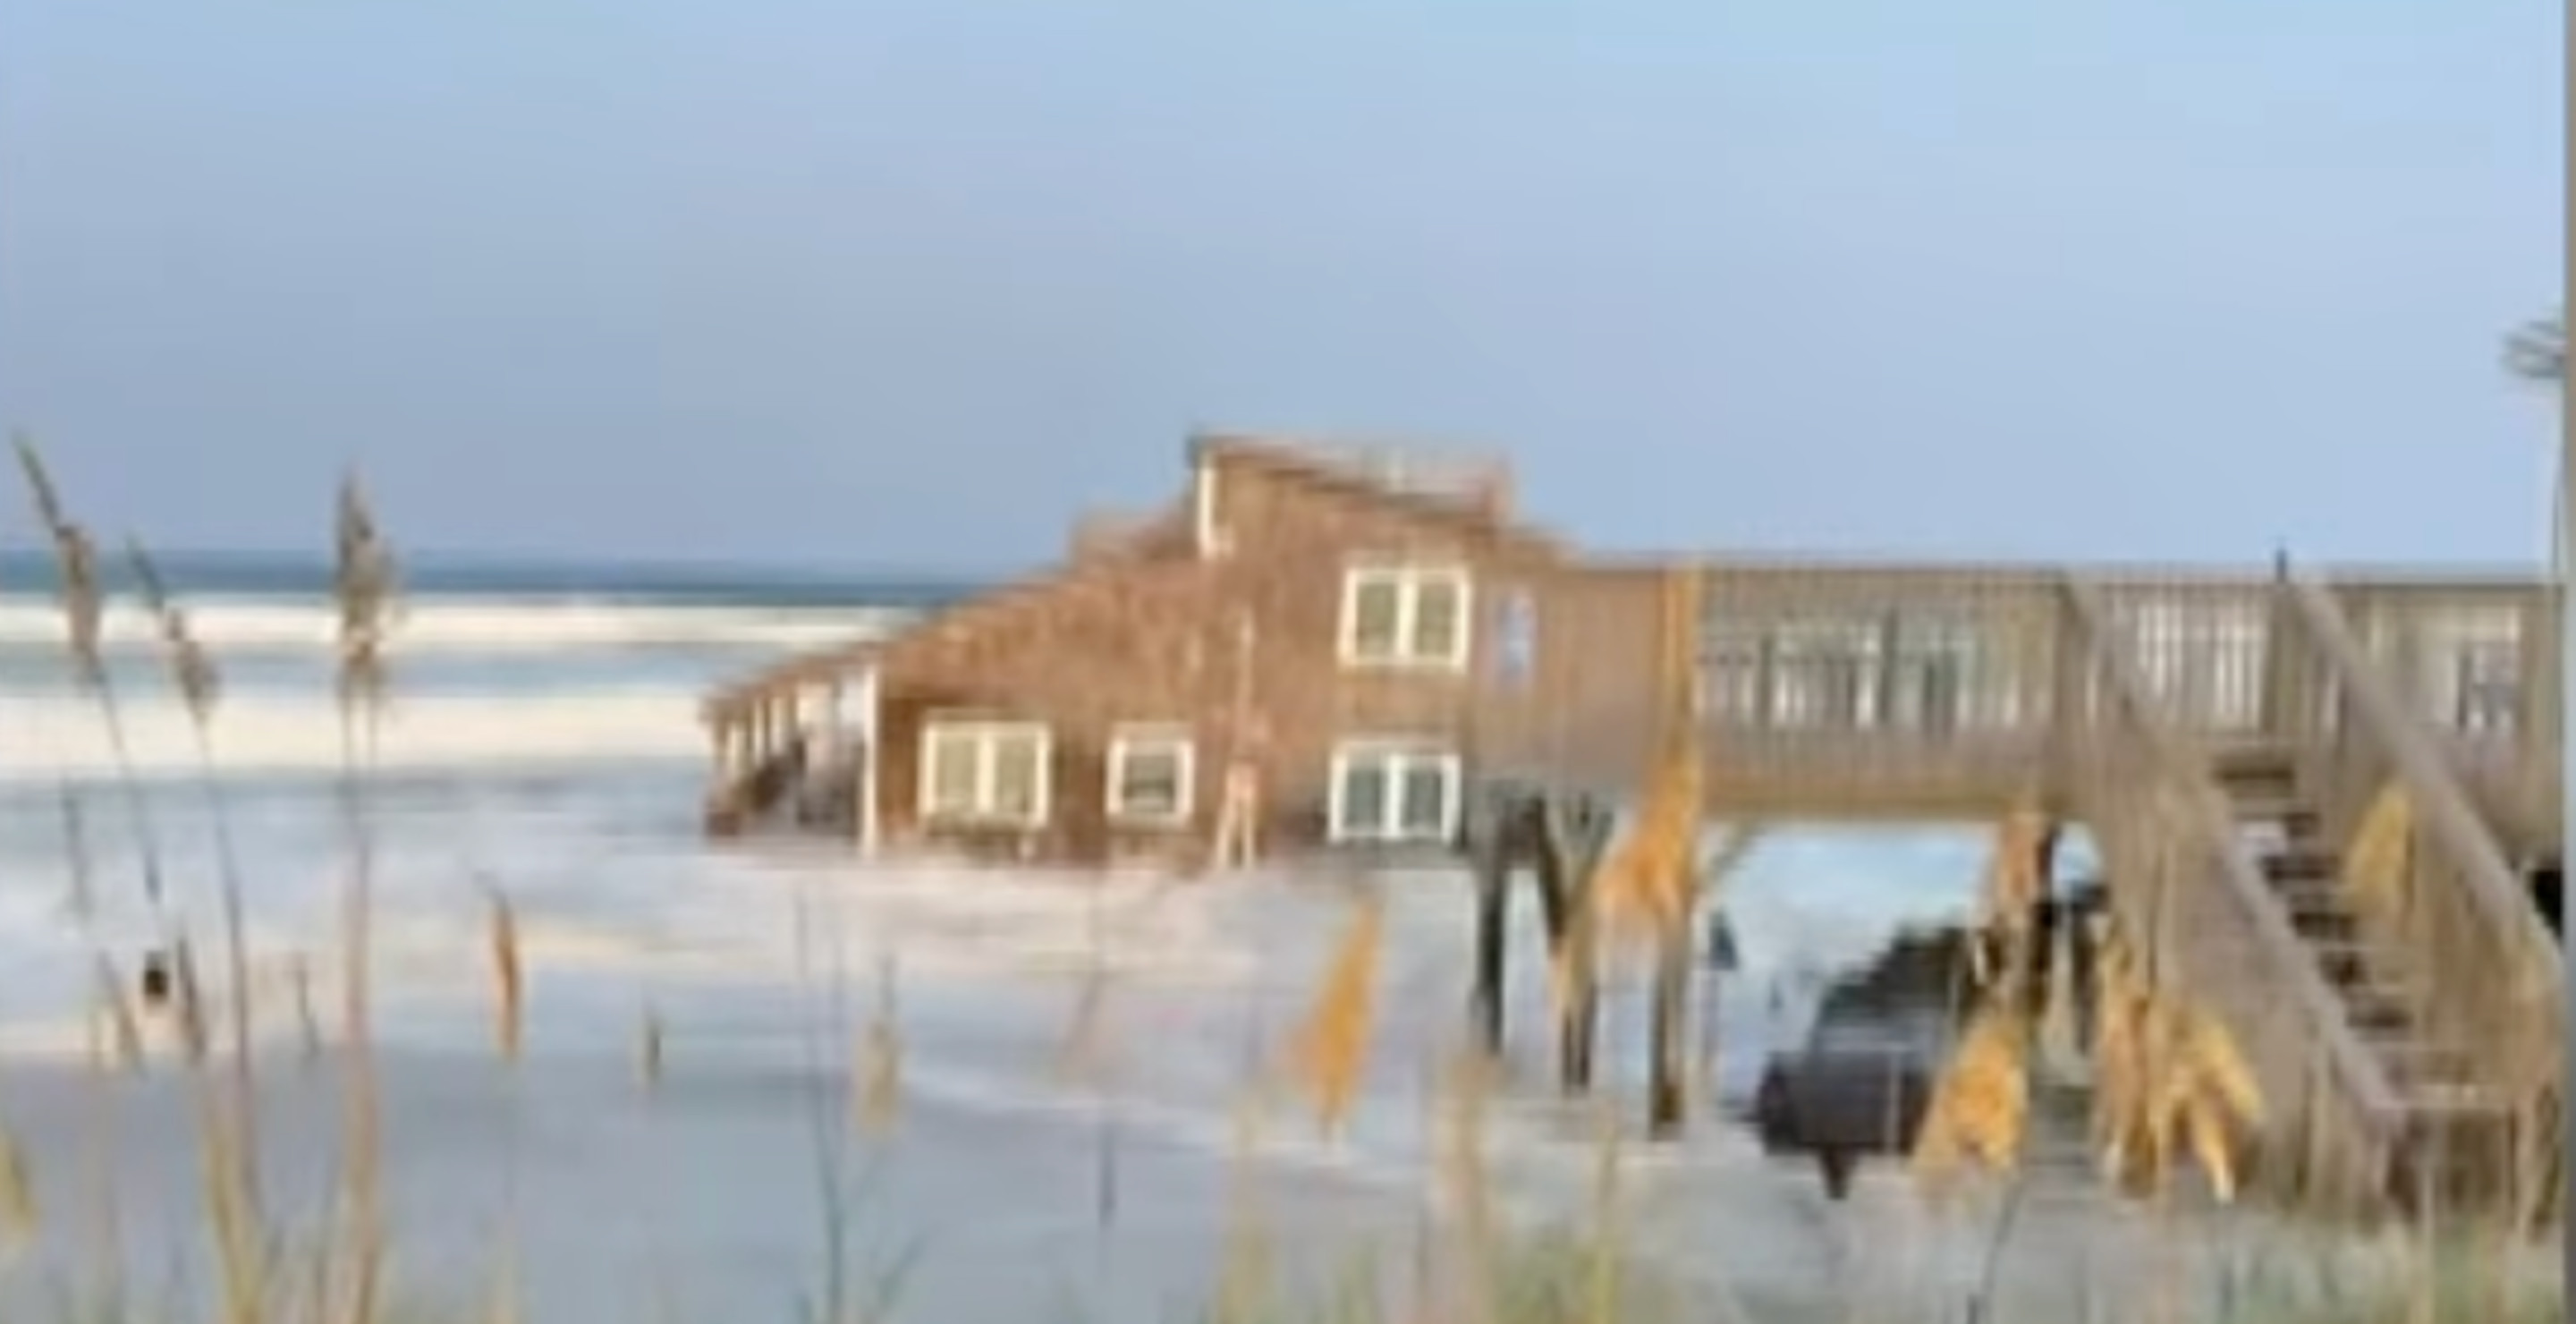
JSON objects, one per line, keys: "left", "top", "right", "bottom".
{"left": 699, "top": 432, "right": 1675, "bottom": 867}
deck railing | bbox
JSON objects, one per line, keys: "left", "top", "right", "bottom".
{"left": 1694, "top": 564, "right": 2062, "bottom": 813}
{"left": 1686, "top": 564, "right": 2555, "bottom": 827}
{"left": 2333, "top": 579, "right": 2563, "bottom": 844}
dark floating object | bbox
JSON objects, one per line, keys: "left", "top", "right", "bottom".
{"left": 139, "top": 949, "right": 173, "bottom": 1009}
{"left": 1747, "top": 881, "right": 2107, "bottom": 1201}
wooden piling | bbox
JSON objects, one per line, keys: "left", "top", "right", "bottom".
{"left": 1646, "top": 921, "right": 1692, "bottom": 1136}
{"left": 1468, "top": 796, "right": 1519, "bottom": 1057}
{"left": 1538, "top": 795, "right": 1612, "bottom": 1095}
{"left": 1461, "top": 786, "right": 1614, "bottom": 1099}
{"left": 1642, "top": 562, "right": 1707, "bottom": 1135}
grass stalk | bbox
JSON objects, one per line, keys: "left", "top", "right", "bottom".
{"left": 13, "top": 437, "right": 283, "bottom": 1321}
{"left": 332, "top": 471, "right": 398, "bottom": 1324}
{"left": 127, "top": 537, "right": 273, "bottom": 1324}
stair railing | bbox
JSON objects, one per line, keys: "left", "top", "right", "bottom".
{"left": 2275, "top": 575, "right": 2563, "bottom": 1131}
{"left": 2059, "top": 577, "right": 2403, "bottom": 1207}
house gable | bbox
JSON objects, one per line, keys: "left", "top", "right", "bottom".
{"left": 1185, "top": 431, "right": 1561, "bottom": 564}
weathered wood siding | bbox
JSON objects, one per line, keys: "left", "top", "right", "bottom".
{"left": 1193, "top": 450, "right": 1663, "bottom": 848}
{"left": 870, "top": 555, "right": 1227, "bottom": 864}
{"left": 855, "top": 446, "right": 1672, "bottom": 864}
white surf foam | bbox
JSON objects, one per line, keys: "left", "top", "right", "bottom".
{"left": 0, "top": 594, "right": 907, "bottom": 657}
{"left": 0, "top": 686, "right": 713, "bottom": 781}
{"left": 0, "top": 713, "right": 1999, "bottom": 1247}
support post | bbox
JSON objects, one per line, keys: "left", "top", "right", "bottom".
{"left": 1646, "top": 918, "right": 1691, "bottom": 1136}
{"left": 1468, "top": 797, "right": 1517, "bottom": 1058}
{"left": 1538, "top": 794, "right": 1612, "bottom": 1096}
{"left": 857, "top": 666, "right": 882, "bottom": 857}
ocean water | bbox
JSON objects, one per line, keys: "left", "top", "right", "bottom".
{"left": 0, "top": 545, "right": 2001, "bottom": 1097}
{"left": 0, "top": 549, "right": 2030, "bottom": 1316}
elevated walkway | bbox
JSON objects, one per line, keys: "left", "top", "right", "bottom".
{"left": 1492, "top": 563, "right": 2559, "bottom": 1218}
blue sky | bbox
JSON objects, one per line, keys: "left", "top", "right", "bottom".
{"left": 0, "top": 0, "right": 2559, "bottom": 571}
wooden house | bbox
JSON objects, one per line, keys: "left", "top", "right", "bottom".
{"left": 699, "top": 432, "right": 1678, "bottom": 866}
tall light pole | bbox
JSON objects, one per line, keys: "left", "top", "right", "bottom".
{"left": 2504, "top": 316, "right": 2565, "bottom": 849}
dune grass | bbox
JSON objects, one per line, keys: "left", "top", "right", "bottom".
{"left": 0, "top": 440, "right": 2562, "bottom": 1322}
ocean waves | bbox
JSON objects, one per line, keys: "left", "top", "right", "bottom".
{"left": 0, "top": 593, "right": 906, "bottom": 657}
{"left": 0, "top": 585, "right": 899, "bottom": 781}
{"left": 1, "top": 686, "right": 716, "bottom": 781}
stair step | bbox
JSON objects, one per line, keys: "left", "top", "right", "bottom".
{"left": 2338, "top": 994, "right": 2419, "bottom": 1034}
{"left": 2284, "top": 906, "right": 2360, "bottom": 936}
{"left": 2302, "top": 936, "right": 2401, "bottom": 958}
{"left": 2212, "top": 743, "right": 2301, "bottom": 776}
{"left": 2267, "top": 876, "right": 2347, "bottom": 905}
{"left": 2327, "top": 971, "right": 2424, "bottom": 1012}
{"left": 2397, "top": 1082, "right": 2514, "bottom": 1117}
{"left": 2260, "top": 847, "right": 2340, "bottom": 882}
{"left": 2310, "top": 946, "right": 2406, "bottom": 985}
{"left": 2229, "top": 794, "right": 2316, "bottom": 821}
{"left": 2359, "top": 1038, "right": 2473, "bottom": 1068}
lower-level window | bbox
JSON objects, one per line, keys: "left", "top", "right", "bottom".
{"left": 1327, "top": 738, "right": 1463, "bottom": 844}
{"left": 1107, "top": 725, "right": 1195, "bottom": 824}
{"left": 920, "top": 718, "right": 1052, "bottom": 827}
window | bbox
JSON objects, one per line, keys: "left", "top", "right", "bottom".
{"left": 1491, "top": 587, "right": 1538, "bottom": 688}
{"left": 1107, "top": 726, "right": 1196, "bottom": 824}
{"left": 919, "top": 718, "right": 1051, "bottom": 827}
{"left": 1327, "top": 739, "right": 1463, "bottom": 844}
{"left": 1338, "top": 565, "right": 1473, "bottom": 670}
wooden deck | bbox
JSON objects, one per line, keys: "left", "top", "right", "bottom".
{"left": 1453, "top": 563, "right": 2559, "bottom": 839}
{"left": 1481, "top": 558, "right": 2561, "bottom": 1218}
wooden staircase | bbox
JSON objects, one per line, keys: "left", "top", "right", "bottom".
{"left": 2060, "top": 573, "right": 2562, "bottom": 1221}
{"left": 2214, "top": 747, "right": 2526, "bottom": 1214}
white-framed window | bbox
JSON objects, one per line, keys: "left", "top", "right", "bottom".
{"left": 1106, "top": 725, "right": 1196, "bottom": 824}
{"left": 1326, "top": 738, "right": 1464, "bottom": 845}
{"left": 919, "top": 718, "right": 1052, "bottom": 827}
{"left": 1338, "top": 564, "right": 1473, "bottom": 670}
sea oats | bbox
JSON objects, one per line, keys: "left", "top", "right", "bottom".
{"left": 487, "top": 888, "right": 524, "bottom": 1066}
{"left": 12, "top": 436, "right": 105, "bottom": 686}
{"left": 0, "top": 1121, "right": 36, "bottom": 1252}
{"left": 854, "top": 956, "right": 904, "bottom": 1139}
{"left": 329, "top": 471, "right": 399, "bottom": 1324}
{"left": 2342, "top": 781, "right": 2415, "bottom": 922}
{"left": 855, "top": 1015, "right": 903, "bottom": 1140}
{"left": 1913, "top": 999, "right": 2031, "bottom": 1188}
{"left": 291, "top": 955, "right": 321, "bottom": 1063}
{"left": 1971, "top": 796, "right": 2050, "bottom": 993}
{"left": 94, "top": 955, "right": 145, "bottom": 1073}
{"left": 333, "top": 471, "right": 399, "bottom": 717}
{"left": 638, "top": 1000, "right": 665, "bottom": 1091}
{"left": 2085, "top": 913, "right": 2263, "bottom": 1203}
{"left": 1290, "top": 885, "right": 1387, "bottom": 1139}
